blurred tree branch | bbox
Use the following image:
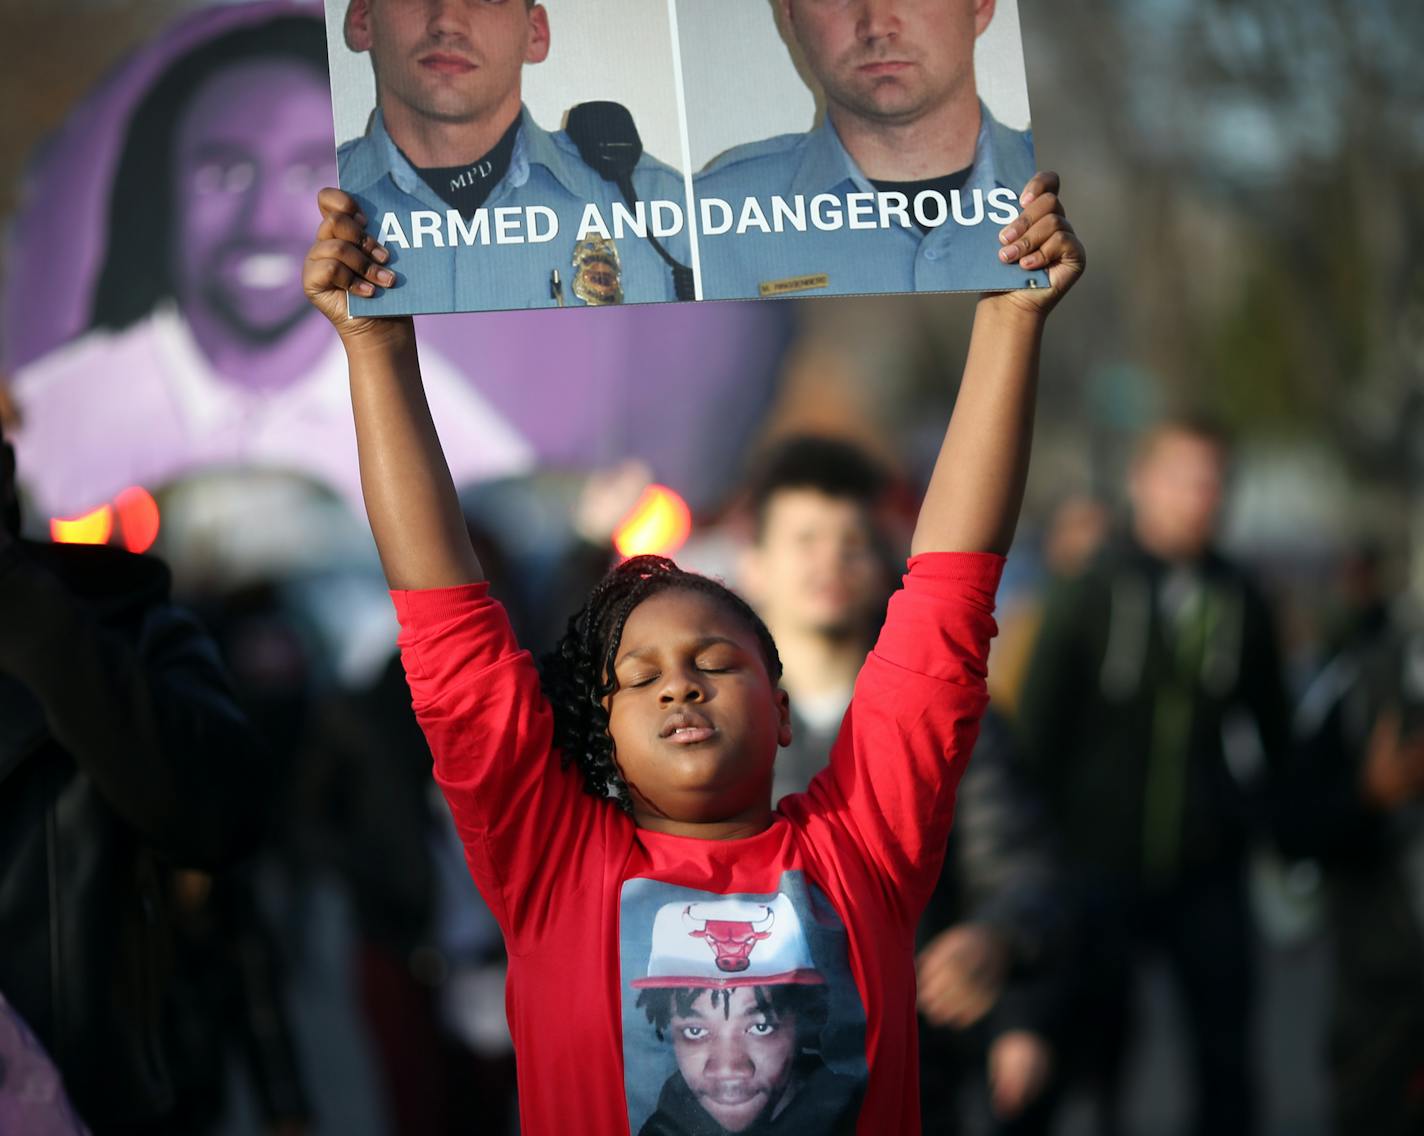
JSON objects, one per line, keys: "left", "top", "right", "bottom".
{"left": 1018, "top": 0, "right": 1424, "bottom": 484}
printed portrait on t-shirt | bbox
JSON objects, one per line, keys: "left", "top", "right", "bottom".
{"left": 620, "top": 873, "right": 867, "bottom": 1135}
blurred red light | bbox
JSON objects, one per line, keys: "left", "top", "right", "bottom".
{"left": 51, "top": 505, "right": 113, "bottom": 546}
{"left": 114, "top": 486, "right": 160, "bottom": 553}
{"left": 614, "top": 485, "right": 692, "bottom": 559}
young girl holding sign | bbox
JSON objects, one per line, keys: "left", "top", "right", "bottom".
{"left": 303, "top": 176, "right": 1083, "bottom": 1134}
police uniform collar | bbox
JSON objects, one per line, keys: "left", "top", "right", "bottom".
{"left": 350, "top": 107, "right": 586, "bottom": 204}
{"left": 790, "top": 116, "right": 865, "bottom": 198}
{"left": 981, "top": 106, "right": 1037, "bottom": 193}
{"left": 515, "top": 111, "right": 591, "bottom": 199}
{"left": 337, "top": 110, "right": 442, "bottom": 210}
{"left": 790, "top": 101, "right": 1027, "bottom": 198}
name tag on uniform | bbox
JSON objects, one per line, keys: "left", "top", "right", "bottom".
{"left": 758, "top": 274, "right": 829, "bottom": 298}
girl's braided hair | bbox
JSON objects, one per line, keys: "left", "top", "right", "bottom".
{"left": 539, "top": 555, "right": 783, "bottom": 812}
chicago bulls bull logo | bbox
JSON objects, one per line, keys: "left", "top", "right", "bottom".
{"left": 683, "top": 903, "right": 775, "bottom": 973}
{"left": 631, "top": 890, "right": 824, "bottom": 990}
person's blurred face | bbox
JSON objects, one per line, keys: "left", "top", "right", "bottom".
{"left": 172, "top": 60, "right": 335, "bottom": 353}
{"left": 1043, "top": 495, "right": 1110, "bottom": 577}
{"left": 346, "top": 0, "right": 549, "bottom": 126}
{"left": 780, "top": 0, "right": 994, "bottom": 126}
{"left": 1129, "top": 431, "right": 1228, "bottom": 562}
{"left": 605, "top": 589, "right": 791, "bottom": 824}
{"left": 743, "top": 490, "right": 886, "bottom": 639}
{"left": 670, "top": 987, "right": 800, "bottom": 1132}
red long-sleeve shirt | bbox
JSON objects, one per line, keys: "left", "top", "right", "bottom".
{"left": 392, "top": 551, "right": 1003, "bottom": 1134}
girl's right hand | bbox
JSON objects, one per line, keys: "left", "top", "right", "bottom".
{"left": 989, "top": 170, "right": 1085, "bottom": 319}
{"left": 303, "top": 187, "right": 411, "bottom": 343}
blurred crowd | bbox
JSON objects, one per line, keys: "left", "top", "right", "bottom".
{"left": 4, "top": 405, "right": 1424, "bottom": 1136}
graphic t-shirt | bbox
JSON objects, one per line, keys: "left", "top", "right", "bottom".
{"left": 391, "top": 551, "right": 1003, "bottom": 1134}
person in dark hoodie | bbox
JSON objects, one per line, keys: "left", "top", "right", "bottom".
{"left": 1017, "top": 418, "right": 1291, "bottom": 1136}
{"left": 0, "top": 415, "right": 271, "bottom": 1134}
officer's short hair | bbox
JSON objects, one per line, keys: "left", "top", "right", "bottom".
{"left": 88, "top": 15, "right": 328, "bottom": 334}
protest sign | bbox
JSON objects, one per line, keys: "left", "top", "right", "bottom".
{"left": 326, "top": 0, "right": 1047, "bottom": 315}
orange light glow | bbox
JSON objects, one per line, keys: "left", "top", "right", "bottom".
{"left": 51, "top": 505, "right": 114, "bottom": 546}
{"left": 114, "top": 486, "right": 160, "bottom": 554}
{"left": 613, "top": 484, "right": 692, "bottom": 559}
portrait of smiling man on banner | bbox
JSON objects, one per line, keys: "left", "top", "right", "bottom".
{"left": 688, "top": 0, "right": 1048, "bottom": 300}
{"left": 9, "top": 8, "right": 531, "bottom": 522}
{"left": 334, "top": 0, "right": 693, "bottom": 314}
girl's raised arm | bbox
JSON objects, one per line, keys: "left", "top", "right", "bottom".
{"left": 911, "top": 171, "right": 1085, "bottom": 557}
{"left": 302, "top": 187, "right": 482, "bottom": 590}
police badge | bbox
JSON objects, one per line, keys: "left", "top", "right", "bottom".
{"left": 571, "top": 236, "right": 623, "bottom": 305}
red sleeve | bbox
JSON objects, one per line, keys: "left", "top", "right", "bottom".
{"left": 391, "top": 583, "right": 612, "bottom": 950}
{"left": 789, "top": 551, "right": 1004, "bottom": 926}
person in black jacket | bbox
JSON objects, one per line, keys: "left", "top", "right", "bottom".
{"left": 1278, "top": 546, "right": 1424, "bottom": 1136}
{"left": 0, "top": 417, "right": 273, "bottom": 1134}
{"left": 1017, "top": 418, "right": 1291, "bottom": 1136}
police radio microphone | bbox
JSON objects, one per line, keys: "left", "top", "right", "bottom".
{"left": 566, "top": 101, "right": 642, "bottom": 182}
{"left": 566, "top": 101, "right": 695, "bottom": 302}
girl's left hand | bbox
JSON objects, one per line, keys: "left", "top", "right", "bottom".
{"left": 989, "top": 170, "right": 1086, "bottom": 317}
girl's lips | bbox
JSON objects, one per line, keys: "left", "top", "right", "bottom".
{"left": 665, "top": 726, "right": 717, "bottom": 745}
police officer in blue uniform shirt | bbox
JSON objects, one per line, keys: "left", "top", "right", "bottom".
{"left": 693, "top": 0, "right": 1048, "bottom": 301}
{"left": 339, "top": 0, "right": 689, "bottom": 315}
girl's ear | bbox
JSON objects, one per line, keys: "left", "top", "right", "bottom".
{"left": 776, "top": 688, "right": 793, "bottom": 748}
